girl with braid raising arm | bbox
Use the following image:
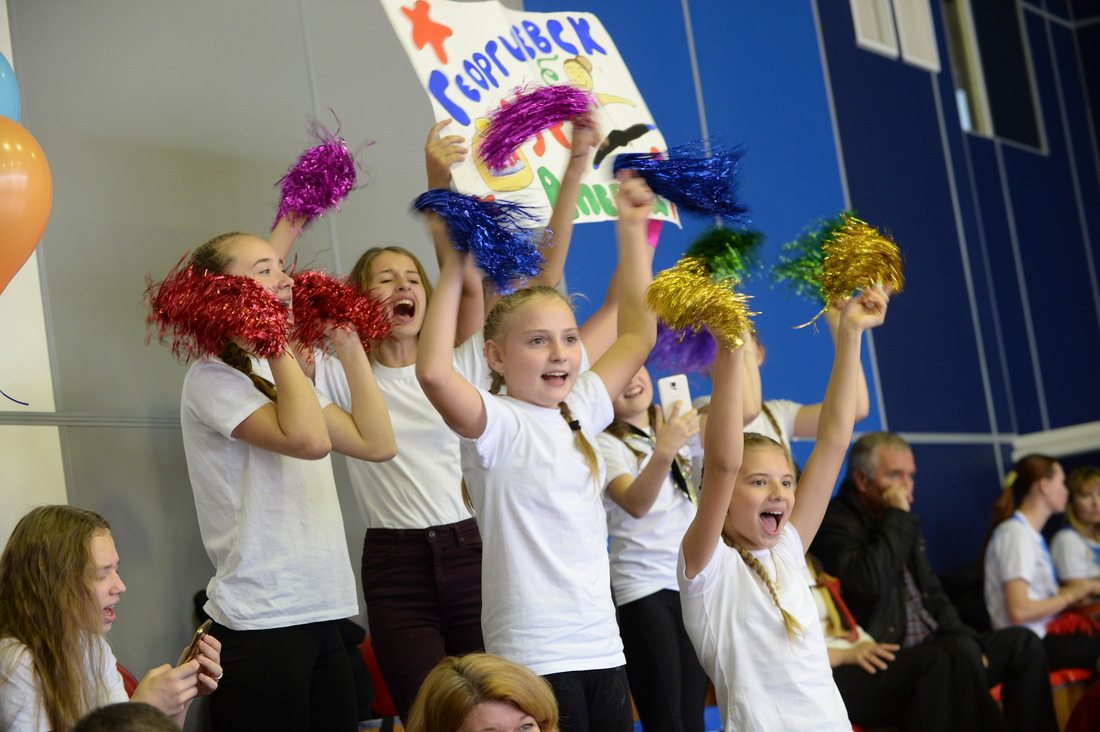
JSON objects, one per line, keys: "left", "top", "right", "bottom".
{"left": 678, "top": 285, "right": 889, "bottom": 732}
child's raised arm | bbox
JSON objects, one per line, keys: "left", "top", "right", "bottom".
{"left": 790, "top": 287, "right": 888, "bottom": 546}
{"left": 529, "top": 113, "right": 601, "bottom": 290}
{"left": 425, "top": 119, "right": 485, "bottom": 345}
{"left": 415, "top": 214, "right": 488, "bottom": 439}
{"left": 323, "top": 327, "right": 397, "bottom": 462}
{"left": 681, "top": 343, "right": 745, "bottom": 578}
{"left": 589, "top": 173, "right": 657, "bottom": 399}
{"left": 789, "top": 301, "right": 871, "bottom": 437}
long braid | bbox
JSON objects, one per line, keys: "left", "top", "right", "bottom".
{"left": 219, "top": 342, "right": 279, "bottom": 403}
{"left": 726, "top": 537, "right": 804, "bottom": 642}
{"left": 558, "top": 401, "right": 600, "bottom": 490}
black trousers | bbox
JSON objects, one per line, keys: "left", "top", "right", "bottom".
{"left": 544, "top": 665, "right": 634, "bottom": 732}
{"left": 617, "top": 589, "right": 708, "bottom": 732}
{"left": 833, "top": 641, "right": 954, "bottom": 731}
{"left": 208, "top": 620, "right": 357, "bottom": 732}
{"left": 361, "top": 517, "right": 485, "bottom": 720}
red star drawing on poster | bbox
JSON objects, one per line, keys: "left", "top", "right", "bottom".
{"left": 401, "top": 0, "right": 454, "bottom": 64}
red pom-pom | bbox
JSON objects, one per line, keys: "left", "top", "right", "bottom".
{"left": 1047, "top": 610, "right": 1100, "bottom": 637}
{"left": 289, "top": 270, "right": 392, "bottom": 354}
{"left": 146, "top": 256, "right": 289, "bottom": 361}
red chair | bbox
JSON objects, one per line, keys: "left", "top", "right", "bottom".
{"left": 358, "top": 635, "right": 400, "bottom": 732}
{"left": 116, "top": 662, "right": 139, "bottom": 698}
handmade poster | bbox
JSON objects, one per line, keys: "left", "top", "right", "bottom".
{"left": 381, "top": 0, "right": 679, "bottom": 226}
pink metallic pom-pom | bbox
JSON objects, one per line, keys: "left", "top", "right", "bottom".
{"left": 478, "top": 84, "right": 594, "bottom": 171}
{"left": 146, "top": 257, "right": 290, "bottom": 361}
{"left": 289, "top": 270, "right": 392, "bottom": 354}
{"left": 272, "top": 120, "right": 360, "bottom": 230}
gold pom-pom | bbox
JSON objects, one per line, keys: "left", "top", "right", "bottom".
{"left": 645, "top": 256, "right": 755, "bottom": 350}
{"left": 820, "top": 215, "right": 905, "bottom": 303}
{"left": 795, "top": 214, "right": 904, "bottom": 328}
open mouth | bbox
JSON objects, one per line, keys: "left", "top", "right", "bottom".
{"left": 624, "top": 384, "right": 644, "bottom": 398}
{"left": 542, "top": 371, "right": 568, "bottom": 386}
{"left": 760, "top": 510, "right": 783, "bottom": 536}
{"left": 103, "top": 605, "right": 116, "bottom": 623}
{"left": 391, "top": 298, "right": 416, "bottom": 321}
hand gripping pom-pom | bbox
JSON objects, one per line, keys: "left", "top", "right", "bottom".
{"left": 145, "top": 257, "right": 290, "bottom": 361}
{"left": 272, "top": 120, "right": 362, "bottom": 230}
{"left": 819, "top": 214, "right": 905, "bottom": 303}
{"left": 413, "top": 189, "right": 544, "bottom": 294}
{"left": 288, "top": 270, "right": 392, "bottom": 355}
{"left": 615, "top": 140, "right": 748, "bottom": 222}
{"left": 645, "top": 256, "right": 755, "bottom": 351}
{"left": 647, "top": 322, "right": 718, "bottom": 374}
{"left": 478, "top": 84, "right": 594, "bottom": 171}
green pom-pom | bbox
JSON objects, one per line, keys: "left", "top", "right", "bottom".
{"left": 771, "top": 211, "right": 853, "bottom": 306}
{"left": 685, "top": 226, "right": 765, "bottom": 281}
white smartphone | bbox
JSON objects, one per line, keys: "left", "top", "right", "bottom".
{"left": 657, "top": 374, "right": 692, "bottom": 416}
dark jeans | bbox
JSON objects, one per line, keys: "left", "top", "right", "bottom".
{"left": 617, "top": 589, "right": 707, "bottom": 732}
{"left": 544, "top": 665, "right": 633, "bottom": 732}
{"left": 208, "top": 620, "right": 357, "bottom": 732}
{"left": 361, "top": 517, "right": 484, "bottom": 719}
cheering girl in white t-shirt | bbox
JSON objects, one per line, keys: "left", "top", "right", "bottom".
{"left": 678, "top": 286, "right": 888, "bottom": 732}
{"left": 415, "top": 173, "right": 657, "bottom": 732}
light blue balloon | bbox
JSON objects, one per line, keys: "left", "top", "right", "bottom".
{"left": 0, "top": 52, "right": 20, "bottom": 123}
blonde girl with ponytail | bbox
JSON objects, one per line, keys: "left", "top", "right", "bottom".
{"left": 415, "top": 173, "right": 657, "bottom": 732}
{"left": 678, "top": 285, "right": 889, "bottom": 732}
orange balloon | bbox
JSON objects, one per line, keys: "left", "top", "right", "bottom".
{"left": 0, "top": 116, "right": 52, "bottom": 296}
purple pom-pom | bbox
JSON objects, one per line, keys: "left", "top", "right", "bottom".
{"left": 413, "top": 189, "right": 544, "bottom": 294}
{"left": 646, "top": 322, "right": 718, "bottom": 374}
{"left": 614, "top": 140, "right": 748, "bottom": 222}
{"left": 479, "top": 84, "right": 594, "bottom": 171}
{"left": 272, "top": 120, "right": 360, "bottom": 230}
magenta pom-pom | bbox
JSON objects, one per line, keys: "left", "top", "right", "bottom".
{"left": 288, "top": 270, "right": 392, "bottom": 354}
{"left": 146, "top": 257, "right": 289, "bottom": 361}
{"left": 646, "top": 322, "right": 718, "bottom": 374}
{"left": 478, "top": 84, "right": 594, "bottom": 171}
{"left": 272, "top": 120, "right": 360, "bottom": 230}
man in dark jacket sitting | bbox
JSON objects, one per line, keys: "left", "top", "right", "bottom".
{"left": 812, "top": 432, "right": 1056, "bottom": 732}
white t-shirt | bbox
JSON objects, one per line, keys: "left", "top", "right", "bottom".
{"left": 984, "top": 512, "right": 1059, "bottom": 637}
{"left": 744, "top": 399, "right": 802, "bottom": 447}
{"left": 1051, "top": 527, "right": 1100, "bottom": 581}
{"left": 0, "top": 636, "right": 127, "bottom": 732}
{"left": 459, "top": 370, "right": 624, "bottom": 676}
{"left": 678, "top": 525, "right": 849, "bottom": 732}
{"left": 689, "top": 398, "right": 801, "bottom": 486}
{"left": 314, "top": 335, "right": 488, "bottom": 530}
{"left": 598, "top": 428, "right": 695, "bottom": 606}
{"left": 181, "top": 357, "right": 358, "bottom": 630}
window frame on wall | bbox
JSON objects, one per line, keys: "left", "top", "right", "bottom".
{"left": 849, "top": 0, "right": 941, "bottom": 72}
{"left": 941, "top": 0, "right": 1047, "bottom": 153}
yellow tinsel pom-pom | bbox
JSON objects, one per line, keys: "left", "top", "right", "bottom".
{"left": 820, "top": 215, "right": 905, "bottom": 303}
{"left": 645, "top": 256, "right": 755, "bottom": 350}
